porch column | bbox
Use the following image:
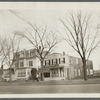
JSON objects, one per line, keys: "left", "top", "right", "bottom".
{"left": 25, "top": 69, "right": 27, "bottom": 78}
{"left": 58, "top": 68, "right": 60, "bottom": 77}
{"left": 63, "top": 68, "right": 66, "bottom": 77}
{"left": 50, "top": 70, "right": 52, "bottom": 78}
{"left": 24, "top": 59, "right": 27, "bottom": 67}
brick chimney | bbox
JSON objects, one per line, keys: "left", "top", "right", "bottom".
{"left": 63, "top": 51, "right": 65, "bottom": 55}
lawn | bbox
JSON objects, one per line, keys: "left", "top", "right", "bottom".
{"left": 0, "top": 77, "right": 100, "bottom": 86}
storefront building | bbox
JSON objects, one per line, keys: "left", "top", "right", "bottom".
{"left": 42, "top": 52, "right": 94, "bottom": 81}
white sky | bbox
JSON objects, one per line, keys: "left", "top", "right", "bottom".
{"left": 0, "top": 2, "right": 100, "bottom": 70}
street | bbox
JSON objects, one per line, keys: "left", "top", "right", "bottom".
{"left": 0, "top": 84, "right": 100, "bottom": 94}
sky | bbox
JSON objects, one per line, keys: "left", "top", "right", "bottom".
{"left": 0, "top": 2, "right": 100, "bottom": 70}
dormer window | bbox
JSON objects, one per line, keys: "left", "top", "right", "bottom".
{"left": 30, "top": 50, "right": 34, "bottom": 57}
{"left": 26, "top": 51, "right": 29, "bottom": 57}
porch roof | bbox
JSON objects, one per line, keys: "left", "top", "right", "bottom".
{"left": 38, "top": 65, "right": 64, "bottom": 73}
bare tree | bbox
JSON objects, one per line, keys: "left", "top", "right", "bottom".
{"left": 60, "top": 11, "right": 100, "bottom": 80}
{"left": 0, "top": 37, "right": 7, "bottom": 69}
{"left": 16, "top": 25, "right": 60, "bottom": 81}
{"left": 9, "top": 10, "right": 60, "bottom": 81}
{"left": 2, "top": 34, "right": 20, "bottom": 82}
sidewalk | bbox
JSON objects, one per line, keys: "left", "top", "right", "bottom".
{"left": 0, "top": 78, "right": 100, "bottom": 86}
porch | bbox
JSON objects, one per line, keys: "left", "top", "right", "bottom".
{"left": 42, "top": 66, "right": 68, "bottom": 81}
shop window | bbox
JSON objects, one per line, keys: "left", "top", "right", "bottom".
{"left": 52, "top": 69, "right": 59, "bottom": 77}
{"left": 44, "top": 73, "right": 50, "bottom": 77}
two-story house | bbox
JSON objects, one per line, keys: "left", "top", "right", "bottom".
{"left": 42, "top": 52, "right": 94, "bottom": 81}
{"left": 41, "top": 52, "right": 69, "bottom": 81}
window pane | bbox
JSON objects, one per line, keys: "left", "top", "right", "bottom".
{"left": 20, "top": 62, "right": 24, "bottom": 67}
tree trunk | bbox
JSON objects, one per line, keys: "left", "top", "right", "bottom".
{"left": 41, "top": 60, "right": 44, "bottom": 81}
{"left": 82, "top": 59, "right": 87, "bottom": 81}
{"left": 9, "top": 66, "right": 12, "bottom": 82}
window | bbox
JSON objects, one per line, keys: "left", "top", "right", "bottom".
{"left": 18, "top": 69, "right": 26, "bottom": 77}
{"left": 90, "top": 69, "right": 93, "bottom": 75}
{"left": 49, "top": 60, "right": 50, "bottom": 65}
{"left": 45, "top": 60, "right": 46, "bottom": 66}
{"left": 26, "top": 51, "right": 29, "bottom": 57}
{"left": 30, "top": 50, "right": 34, "bottom": 57}
{"left": 78, "top": 69, "right": 80, "bottom": 76}
{"left": 46, "top": 60, "right": 50, "bottom": 65}
{"left": 44, "top": 73, "right": 50, "bottom": 78}
{"left": 52, "top": 69, "right": 59, "bottom": 77}
{"left": 15, "top": 63, "right": 18, "bottom": 68}
{"left": 53, "top": 59, "right": 57, "bottom": 65}
{"left": 74, "top": 69, "right": 77, "bottom": 77}
{"left": 87, "top": 69, "right": 89, "bottom": 75}
{"left": 20, "top": 51, "right": 24, "bottom": 58}
{"left": 52, "top": 59, "right": 53, "bottom": 65}
{"left": 56, "top": 59, "right": 58, "bottom": 64}
{"left": 20, "top": 62, "right": 24, "bottom": 67}
{"left": 59, "top": 58, "right": 60, "bottom": 64}
{"left": 29, "top": 61, "right": 33, "bottom": 66}
{"left": 63, "top": 58, "right": 65, "bottom": 63}
{"left": 60, "top": 58, "right": 65, "bottom": 64}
